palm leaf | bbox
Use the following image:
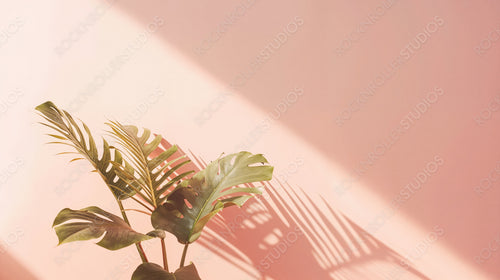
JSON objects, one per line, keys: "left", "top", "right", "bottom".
{"left": 106, "top": 121, "right": 194, "bottom": 208}
{"left": 151, "top": 151, "right": 273, "bottom": 244}
{"left": 53, "top": 206, "right": 152, "bottom": 250}
{"left": 36, "top": 101, "right": 140, "bottom": 201}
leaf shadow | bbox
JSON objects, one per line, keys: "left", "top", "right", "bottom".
{"left": 151, "top": 139, "right": 430, "bottom": 280}
{"left": 197, "top": 180, "right": 430, "bottom": 280}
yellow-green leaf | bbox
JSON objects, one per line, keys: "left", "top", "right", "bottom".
{"left": 36, "top": 101, "right": 140, "bottom": 201}
{"left": 151, "top": 151, "right": 273, "bottom": 244}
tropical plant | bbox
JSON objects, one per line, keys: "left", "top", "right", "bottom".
{"left": 36, "top": 101, "right": 274, "bottom": 279}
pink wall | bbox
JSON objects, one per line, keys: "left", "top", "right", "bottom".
{"left": 1, "top": 0, "right": 499, "bottom": 279}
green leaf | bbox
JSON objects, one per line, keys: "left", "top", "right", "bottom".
{"left": 107, "top": 121, "right": 194, "bottom": 207}
{"left": 53, "top": 206, "right": 152, "bottom": 250}
{"left": 36, "top": 101, "right": 140, "bottom": 201}
{"left": 151, "top": 151, "right": 273, "bottom": 244}
{"left": 131, "top": 263, "right": 201, "bottom": 280}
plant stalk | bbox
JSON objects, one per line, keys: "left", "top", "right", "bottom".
{"left": 180, "top": 244, "right": 189, "bottom": 268}
{"left": 161, "top": 238, "right": 169, "bottom": 272}
{"left": 136, "top": 242, "right": 148, "bottom": 263}
{"left": 116, "top": 199, "right": 148, "bottom": 263}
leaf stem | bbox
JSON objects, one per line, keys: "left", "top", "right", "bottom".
{"left": 180, "top": 244, "right": 189, "bottom": 268}
{"left": 116, "top": 199, "right": 148, "bottom": 263}
{"left": 161, "top": 238, "right": 169, "bottom": 272}
{"left": 136, "top": 242, "right": 148, "bottom": 263}
{"left": 94, "top": 163, "right": 150, "bottom": 263}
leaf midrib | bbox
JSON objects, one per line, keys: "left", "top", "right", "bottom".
{"left": 122, "top": 126, "right": 157, "bottom": 207}
{"left": 187, "top": 160, "right": 238, "bottom": 242}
